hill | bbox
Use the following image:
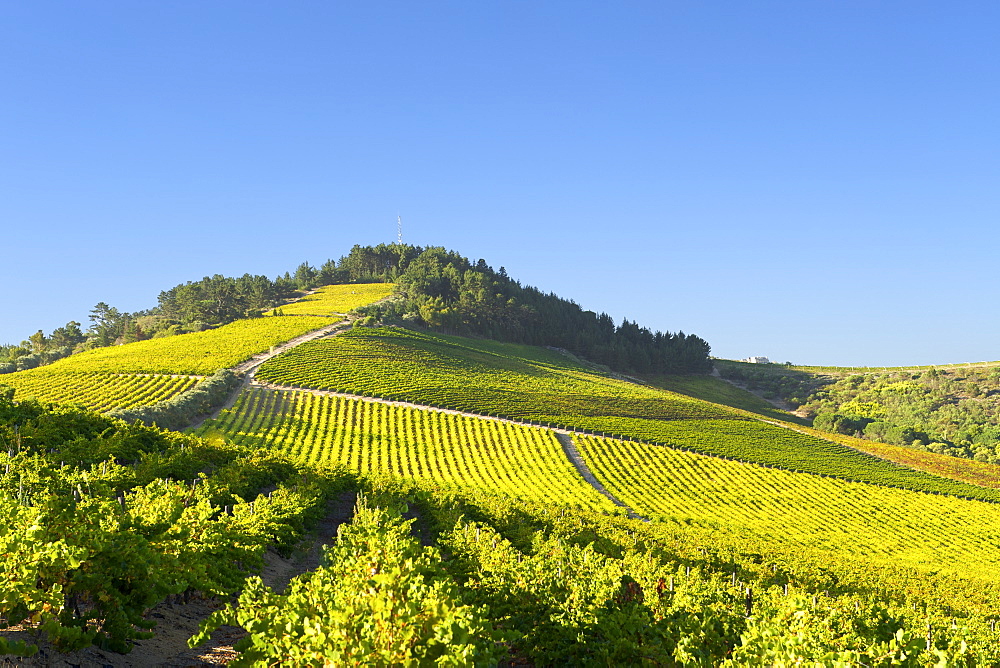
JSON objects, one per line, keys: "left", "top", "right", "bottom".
{"left": 4, "top": 248, "right": 1000, "bottom": 664}
{"left": 342, "top": 244, "right": 713, "bottom": 374}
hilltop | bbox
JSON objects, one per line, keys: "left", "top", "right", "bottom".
{"left": 2, "top": 244, "right": 1000, "bottom": 665}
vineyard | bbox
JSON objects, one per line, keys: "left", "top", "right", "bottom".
{"left": 0, "top": 316, "right": 341, "bottom": 415}
{"left": 269, "top": 282, "right": 395, "bottom": 315}
{"left": 255, "top": 327, "right": 1000, "bottom": 502}
{"left": 255, "top": 327, "right": 749, "bottom": 422}
{"left": 0, "top": 371, "right": 200, "bottom": 412}
{"left": 188, "top": 474, "right": 1000, "bottom": 665}
{"left": 6, "top": 268, "right": 1000, "bottom": 662}
{"left": 26, "top": 315, "right": 339, "bottom": 376}
{"left": 192, "top": 384, "right": 1000, "bottom": 577}
{"left": 576, "top": 433, "right": 1000, "bottom": 575}
{"left": 194, "top": 388, "right": 615, "bottom": 512}
{"left": 6, "top": 343, "right": 1000, "bottom": 662}
{"left": 0, "top": 392, "right": 343, "bottom": 660}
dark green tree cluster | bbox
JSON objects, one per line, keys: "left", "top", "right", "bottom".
{"left": 352, "top": 245, "right": 712, "bottom": 374}
{"left": 86, "top": 302, "right": 139, "bottom": 347}
{"left": 157, "top": 273, "right": 296, "bottom": 325}
{"left": 0, "top": 321, "right": 86, "bottom": 373}
{"left": 324, "top": 244, "right": 424, "bottom": 283}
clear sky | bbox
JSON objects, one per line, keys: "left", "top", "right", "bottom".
{"left": 2, "top": 1, "right": 998, "bottom": 367}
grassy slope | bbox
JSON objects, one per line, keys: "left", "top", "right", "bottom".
{"left": 643, "top": 373, "right": 799, "bottom": 422}
{"left": 254, "top": 327, "right": 1000, "bottom": 502}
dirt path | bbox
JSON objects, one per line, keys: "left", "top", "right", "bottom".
{"left": 231, "top": 320, "right": 350, "bottom": 376}
{"left": 259, "top": 490, "right": 358, "bottom": 594}
{"left": 554, "top": 433, "right": 646, "bottom": 520}
{"left": 187, "top": 320, "right": 350, "bottom": 431}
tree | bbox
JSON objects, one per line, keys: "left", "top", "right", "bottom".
{"left": 202, "top": 274, "right": 239, "bottom": 323}
{"left": 88, "top": 302, "right": 130, "bottom": 347}
{"left": 238, "top": 274, "right": 277, "bottom": 313}
{"left": 28, "top": 330, "right": 48, "bottom": 353}
{"left": 50, "top": 321, "right": 85, "bottom": 349}
{"left": 294, "top": 262, "right": 318, "bottom": 290}
{"left": 317, "top": 259, "right": 342, "bottom": 285}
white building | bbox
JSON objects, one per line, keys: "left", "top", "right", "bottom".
{"left": 743, "top": 356, "right": 770, "bottom": 364}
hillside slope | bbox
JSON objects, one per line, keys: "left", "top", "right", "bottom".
{"left": 0, "top": 316, "right": 339, "bottom": 412}
{"left": 253, "top": 326, "right": 1000, "bottom": 502}
{"left": 6, "top": 278, "right": 1000, "bottom": 663}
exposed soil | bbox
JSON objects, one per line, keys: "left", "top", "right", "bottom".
{"left": 553, "top": 433, "right": 645, "bottom": 520}
{"left": 401, "top": 504, "right": 436, "bottom": 548}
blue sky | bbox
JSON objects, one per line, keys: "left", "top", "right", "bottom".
{"left": 2, "top": 1, "right": 998, "bottom": 367}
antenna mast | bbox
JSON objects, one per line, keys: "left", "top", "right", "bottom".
{"left": 397, "top": 215, "right": 403, "bottom": 245}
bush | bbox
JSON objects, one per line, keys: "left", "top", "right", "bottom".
{"left": 15, "top": 353, "right": 41, "bottom": 371}
{"left": 110, "top": 369, "right": 242, "bottom": 431}
{"left": 189, "top": 498, "right": 499, "bottom": 665}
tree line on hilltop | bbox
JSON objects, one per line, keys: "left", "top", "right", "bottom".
{"left": 1, "top": 243, "right": 711, "bottom": 376}
{"left": 343, "top": 244, "right": 712, "bottom": 374}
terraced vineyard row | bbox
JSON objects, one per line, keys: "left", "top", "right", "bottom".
{"left": 576, "top": 433, "right": 1000, "bottom": 576}
{"left": 256, "top": 327, "right": 1000, "bottom": 502}
{"left": 27, "top": 315, "right": 339, "bottom": 376}
{"left": 269, "top": 282, "right": 395, "bottom": 315}
{"left": 649, "top": 374, "right": 1000, "bottom": 491}
{"left": 194, "top": 388, "right": 615, "bottom": 512}
{"left": 256, "top": 327, "right": 740, "bottom": 421}
{"left": 0, "top": 371, "right": 200, "bottom": 412}
{"left": 567, "top": 416, "right": 1000, "bottom": 501}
